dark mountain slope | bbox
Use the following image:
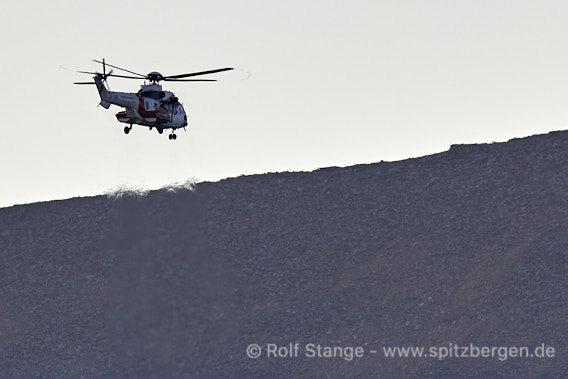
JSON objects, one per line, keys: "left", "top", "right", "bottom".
{"left": 1, "top": 131, "right": 567, "bottom": 377}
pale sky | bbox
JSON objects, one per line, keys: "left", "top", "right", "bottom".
{"left": 1, "top": 0, "right": 568, "bottom": 207}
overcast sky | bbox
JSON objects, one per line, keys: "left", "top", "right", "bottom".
{"left": 1, "top": 0, "right": 567, "bottom": 207}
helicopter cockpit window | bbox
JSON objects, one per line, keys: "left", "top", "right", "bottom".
{"left": 140, "top": 90, "right": 165, "bottom": 100}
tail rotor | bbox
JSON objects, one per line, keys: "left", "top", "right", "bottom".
{"left": 100, "top": 58, "right": 114, "bottom": 81}
{"left": 74, "top": 58, "right": 113, "bottom": 89}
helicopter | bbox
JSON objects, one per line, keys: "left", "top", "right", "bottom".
{"left": 74, "top": 59, "right": 233, "bottom": 140}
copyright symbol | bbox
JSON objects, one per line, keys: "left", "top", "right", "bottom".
{"left": 247, "top": 344, "right": 262, "bottom": 359}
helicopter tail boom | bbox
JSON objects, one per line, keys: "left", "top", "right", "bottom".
{"left": 93, "top": 74, "right": 111, "bottom": 108}
{"left": 93, "top": 74, "right": 138, "bottom": 110}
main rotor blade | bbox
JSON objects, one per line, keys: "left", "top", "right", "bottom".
{"left": 77, "top": 71, "right": 141, "bottom": 80}
{"left": 163, "top": 78, "right": 217, "bottom": 82}
{"left": 93, "top": 59, "right": 146, "bottom": 77}
{"left": 104, "top": 73, "right": 145, "bottom": 79}
{"left": 74, "top": 82, "right": 96, "bottom": 85}
{"left": 165, "top": 67, "right": 234, "bottom": 79}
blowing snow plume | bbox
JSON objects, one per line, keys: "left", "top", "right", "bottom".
{"left": 1, "top": 131, "right": 567, "bottom": 376}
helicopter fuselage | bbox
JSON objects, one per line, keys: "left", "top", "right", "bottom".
{"left": 94, "top": 74, "right": 188, "bottom": 133}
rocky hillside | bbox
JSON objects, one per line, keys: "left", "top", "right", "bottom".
{"left": 1, "top": 131, "right": 567, "bottom": 377}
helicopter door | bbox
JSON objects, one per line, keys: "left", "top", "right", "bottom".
{"left": 144, "top": 99, "right": 159, "bottom": 111}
